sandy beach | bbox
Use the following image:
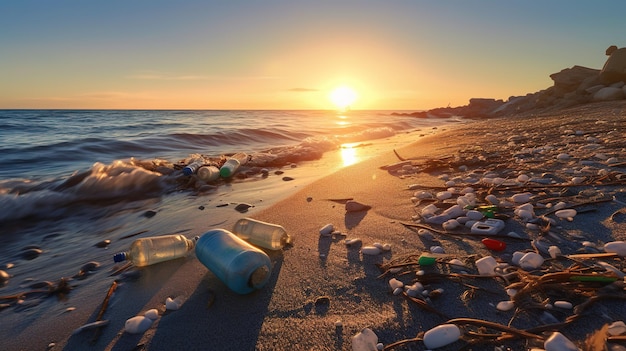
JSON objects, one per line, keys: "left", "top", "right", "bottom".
{"left": 4, "top": 101, "right": 626, "bottom": 351}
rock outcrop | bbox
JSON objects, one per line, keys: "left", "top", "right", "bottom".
{"left": 400, "top": 45, "right": 626, "bottom": 119}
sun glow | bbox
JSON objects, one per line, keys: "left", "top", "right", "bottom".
{"left": 329, "top": 86, "right": 358, "bottom": 110}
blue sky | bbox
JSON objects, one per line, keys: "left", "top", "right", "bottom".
{"left": 1, "top": 1, "right": 625, "bottom": 109}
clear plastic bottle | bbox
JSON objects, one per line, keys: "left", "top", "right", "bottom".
{"left": 219, "top": 153, "right": 248, "bottom": 178}
{"left": 183, "top": 160, "right": 204, "bottom": 176}
{"left": 232, "top": 218, "right": 292, "bottom": 250}
{"left": 113, "top": 235, "right": 197, "bottom": 267}
{"left": 195, "top": 229, "right": 272, "bottom": 294}
{"left": 197, "top": 165, "right": 220, "bottom": 182}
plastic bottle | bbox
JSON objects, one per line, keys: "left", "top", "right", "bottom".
{"left": 219, "top": 152, "right": 248, "bottom": 178}
{"left": 232, "top": 218, "right": 292, "bottom": 250}
{"left": 197, "top": 165, "right": 220, "bottom": 182}
{"left": 113, "top": 235, "right": 197, "bottom": 267}
{"left": 183, "top": 159, "right": 204, "bottom": 176}
{"left": 195, "top": 229, "right": 272, "bottom": 294}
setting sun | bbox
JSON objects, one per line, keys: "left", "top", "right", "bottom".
{"left": 329, "top": 86, "right": 358, "bottom": 110}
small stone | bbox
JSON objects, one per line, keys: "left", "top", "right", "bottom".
{"left": 351, "top": 328, "right": 378, "bottom": 351}
{"left": 553, "top": 301, "right": 572, "bottom": 309}
{"left": 144, "top": 309, "right": 159, "bottom": 320}
{"left": 430, "top": 246, "right": 445, "bottom": 254}
{"left": 165, "top": 297, "right": 183, "bottom": 310}
{"left": 143, "top": 210, "right": 157, "bottom": 218}
{"left": 319, "top": 224, "right": 334, "bottom": 236}
{"left": 21, "top": 248, "right": 43, "bottom": 260}
{"left": 475, "top": 256, "right": 498, "bottom": 275}
{"left": 234, "top": 203, "right": 253, "bottom": 213}
{"left": 345, "top": 200, "right": 371, "bottom": 212}
{"left": 0, "top": 270, "right": 9, "bottom": 284}
{"left": 544, "top": 331, "right": 577, "bottom": 351}
{"left": 361, "top": 246, "right": 381, "bottom": 255}
{"left": 423, "top": 324, "right": 461, "bottom": 349}
{"left": 282, "top": 176, "right": 294, "bottom": 181}
{"left": 124, "top": 316, "right": 153, "bottom": 334}
{"left": 607, "top": 321, "right": 626, "bottom": 336}
{"left": 496, "top": 301, "right": 515, "bottom": 311}
{"left": 94, "top": 239, "right": 111, "bottom": 248}
{"left": 388, "top": 278, "right": 404, "bottom": 290}
{"left": 604, "top": 241, "right": 626, "bottom": 256}
{"left": 518, "top": 252, "right": 544, "bottom": 270}
{"left": 555, "top": 209, "right": 577, "bottom": 219}
{"left": 345, "top": 238, "right": 362, "bottom": 246}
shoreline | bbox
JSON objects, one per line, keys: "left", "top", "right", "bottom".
{"left": 4, "top": 102, "right": 626, "bottom": 350}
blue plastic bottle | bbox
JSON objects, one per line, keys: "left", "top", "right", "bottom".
{"left": 195, "top": 229, "right": 272, "bottom": 294}
{"left": 183, "top": 160, "right": 203, "bottom": 176}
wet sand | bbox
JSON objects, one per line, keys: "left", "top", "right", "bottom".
{"left": 4, "top": 101, "right": 626, "bottom": 351}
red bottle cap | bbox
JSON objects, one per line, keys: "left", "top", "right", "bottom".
{"left": 481, "top": 238, "right": 506, "bottom": 251}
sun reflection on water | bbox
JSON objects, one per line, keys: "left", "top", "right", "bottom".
{"left": 335, "top": 114, "right": 350, "bottom": 127}
{"left": 340, "top": 143, "right": 359, "bottom": 167}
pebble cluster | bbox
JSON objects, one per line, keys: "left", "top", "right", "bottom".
{"left": 351, "top": 114, "right": 626, "bottom": 350}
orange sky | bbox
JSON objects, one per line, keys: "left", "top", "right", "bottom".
{"left": 1, "top": 1, "right": 624, "bottom": 110}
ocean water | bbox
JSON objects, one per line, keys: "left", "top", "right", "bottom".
{"left": 0, "top": 109, "right": 456, "bottom": 223}
{"left": 0, "top": 109, "right": 460, "bottom": 329}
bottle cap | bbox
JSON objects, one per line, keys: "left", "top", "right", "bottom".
{"left": 248, "top": 265, "right": 270, "bottom": 288}
{"left": 113, "top": 252, "right": 128, "bottom": 263}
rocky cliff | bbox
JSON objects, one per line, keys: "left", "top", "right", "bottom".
{"left": 399, "top": 45, "right": 626, "bottom": 118}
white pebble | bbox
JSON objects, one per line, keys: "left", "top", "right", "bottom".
{"left": 125, "top": 316, "right": 153, "bottom": 334}
{"left": 485, "top": 194, "right": 499, "bottom": 205}
{"left": 165, "top": 297, "right": 183, "bottom": 310}
{"left": 319, "top": 224, "right": 334, "bottom": 236}
{"left": 144, "top": 309, "right": 159, "bottom": 320}
{"left": 388, "top": 278, "right": 404, "bottom": 290}
{"left": 604, "top": 241, "right": 626, "bottom": 256}
{"left": 548, "top": 246, "right": 561, "bottom": 259}
{"left": 554, "top": 301, "right": 573, "bottom": 309}
{"left": 430, "top": 246, "right": 445, "bottom": 254}
{"left": 382, "top": 243, "right": 392, "bottom": 251}
{"left": 475, "top": 256, "right": 498, "bottom": 276}
{"left": 518, "top": 252, "right": 544, "bottom": 270}
{"left": 556, "top": 153, "right": 571, "bottom": 161}
{"left": 423, "top": 324, "right": 461, "bottom": 349}
{"left": 442, "top": 219, "right": 460, "bottom": 231}
{"left": 544, "top": 331, "right": 578, "bottom": 351}
{"left": 506, "top": 288, "right": 517, "bottom": 297}
{"left": 511, "top": 192, "right": 532, "bottom": 203}
{"left": 555, "top": 209, "right": 577, "bottom": 219}
{"left": 517, "top": 174, "right": 529, "bottom": 182}
{"left": 392, "top": 287, "right": 403, "bottom": 296}
{"left": 496, "top": 301, "right": 515, "bottom": 311}
{"left": 351, "top": 328, "right": 378, "bottom": 351}
{"left": 436, "top": 191, "right": 452, "bottom": 200}
{"left": 361, "top": 246, "right": 381, "bottom": 255}
{"left": 335, "top": 319, "right": 343, "bottom": 327}
{"left": 345, "top": 238, "right": 362, "bottom": 246}
{"left": 466, "top": 210, "right": 483, "bottom": 220}
{"left": 607, "top": 321, "right": 626, "bottom": 336}
{"left": 417, "top": 229, "right": 434, "bottom": 240}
